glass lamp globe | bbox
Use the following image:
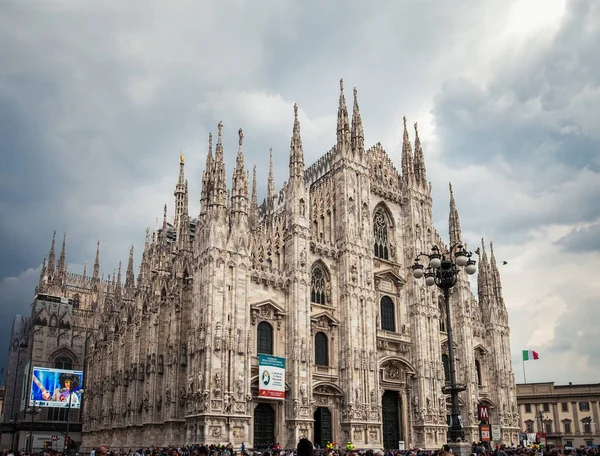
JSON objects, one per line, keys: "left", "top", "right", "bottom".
{"left": 465, "top": 261, "right": 477, "bottom": 275}
{"left": 429, "top": 256, "right": 442, "bottom": 269}
{"left": 412, "top": 266, "right": 424, "bottom": 279}
{"left": 425, "top": 275, "right": 435, "bottom": 286}
{"left": 455, "top": 252, "right": 468, "bottom": 267}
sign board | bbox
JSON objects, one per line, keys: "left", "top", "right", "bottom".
{"left": 258, "top": 354, "right": 286, "bottom": 400}
{"left": 478, "top": 404, "right": 490, "bottom": 422}
{"left": 480, "top": 424, "right": 491, "bottom": 442}
{"left": 30, "top": 366, "right": 84, "bottom": 408}
{"left": 398, "top": 441, "right": 405, "bottom": 450}
{"left": 491, "top": 425, "right": 501, "bottom": 441}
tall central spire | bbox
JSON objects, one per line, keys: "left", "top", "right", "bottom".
{"left": 336, "top": 78, "right": 350, "bottom": 151}
{"left": 448, "top": 183, "right": 462, "bottom": 246}
{"left": 351, "top": 86, "right": 364, "bottom": 156}
{"left": 289, "top": 104, "right": 305, "bottom": 183}
{"left": 401, "top": 116, "right": 415, "bottom": 184}
{"left": 174, "top": 152, "right": 187, "bottom": 234}
{"left": 231, "top": 128, "right": 249, "bottom": 221}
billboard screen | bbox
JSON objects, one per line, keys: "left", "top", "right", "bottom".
{"left": 30, "top": 367, "right": 83, "bottom": 408}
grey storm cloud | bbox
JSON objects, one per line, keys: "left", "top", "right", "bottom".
{"left": 0, "top": 0, "right": 599, "bottom": 383}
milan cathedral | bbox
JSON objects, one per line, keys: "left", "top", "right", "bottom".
{"left": 34, "top": 80, "right": 519, "bottom": 449}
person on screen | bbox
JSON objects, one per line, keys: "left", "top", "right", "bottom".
{"left": 43, "top": 372, "right": 81, "bottom": 404}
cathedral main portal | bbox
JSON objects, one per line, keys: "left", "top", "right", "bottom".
{"left": 313, "top": 407, "right": 333, "bottom": 448}
{"left": 253, "top": 403, "right": 275, "bottom": 447}
{"left": 382, "top": 391, "right": 402, "bottom": 450}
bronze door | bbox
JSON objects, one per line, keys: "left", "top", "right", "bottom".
{"left": 314, "top": 407, "right": 332, "bottom": 448}
{"left": 382, "top": 390, "right": 401, "bottom": 450}
{"left": 253, "top": 403, "right": 275, "bottom": 447}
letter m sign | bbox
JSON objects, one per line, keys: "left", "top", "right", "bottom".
{"left": 478, "top": 404, "right": 489, "bottom": 422}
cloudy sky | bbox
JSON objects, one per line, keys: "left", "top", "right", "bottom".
{"left": 0, "top": 0, "right": 598, "bottom": 386}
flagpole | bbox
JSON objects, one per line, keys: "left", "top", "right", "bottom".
{"left": 523, "top": 358, "right": 527, "bottom": 384}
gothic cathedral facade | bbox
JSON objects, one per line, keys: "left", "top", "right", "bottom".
{"left": 34, "top": 80, "right": 519, "bottom": 449}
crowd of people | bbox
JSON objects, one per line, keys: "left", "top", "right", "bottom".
{"left": 3, "top": 439, "right": 599, "bottom": 456}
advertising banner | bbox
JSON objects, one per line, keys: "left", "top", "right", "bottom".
{"left": 258, "top": 354, "right": 285, "bottom": 400}
{"left": 480, "top": 424, "right": 491, "bottom": 442}
{"left": 491, "top": 425, "right": 501, "bottom": 441}
{"left": 30, "top": 367, "right": 83, "bottom": 408}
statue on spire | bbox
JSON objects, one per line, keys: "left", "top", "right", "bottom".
{"left": 239, "top": 128, "right": 244, "bottom": 146}
{"left": 180, "top": 152, "right": 185, "bottom": 165}
{"left": 218, "top": 121, "right": 223, "bottom": 140}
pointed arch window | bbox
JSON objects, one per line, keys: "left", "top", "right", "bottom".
{"left": 475, "top": 359, "right": 483, "bottom": 386}
{"left": 442, "top": 354, "right": 450, "bottom": 383}
{"left": 257, "top": 321, "right": 273, "bottom": 355}
{"left": 439, "top": 297, "right": 447, "bottom": 332}
{"left": 373, "top": 209, "right": 389, "bottom": 260}
{"left": 314, "top": 332, "right": 329, "bottom": 367}
{"left": 311, "top": 266, "right": 327, "bottom": 305}
{"left": 380, "top": 296, "right": 396, "bottom": 332}
{"left": 55, "top": 355, "right": 73, "bottom": 370}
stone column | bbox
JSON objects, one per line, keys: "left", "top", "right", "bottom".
{"left": 400, "top": 390, "right": 409, "bottom": 445}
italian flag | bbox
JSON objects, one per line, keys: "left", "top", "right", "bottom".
{"left": 522, "top": 350, "right": 539, "bottom": 361}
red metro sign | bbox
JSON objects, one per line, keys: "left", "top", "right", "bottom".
{"left": 478, "top": 404, "right": 490, "bottom": 422}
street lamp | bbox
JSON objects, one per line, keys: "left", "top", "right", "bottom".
{"left": 7, "top": 340, "right": 28, "bottom": 451}
{"left": 412, "top": 244, "right": 477, "bottom": 443}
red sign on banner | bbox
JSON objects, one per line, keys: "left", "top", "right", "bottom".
{"left": 480, "top": 424, "right": 491, "bottom": 442}
{"left": 478, "top": 404, "right": 489, "bottom": 422}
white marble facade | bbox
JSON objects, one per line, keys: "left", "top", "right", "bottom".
{"left": 34, "top": 80, "right": 519, "bottom": 450}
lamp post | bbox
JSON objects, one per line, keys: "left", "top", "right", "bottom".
{"left": 412, "top": 244, "right": 477, "bottom": 443}
{"left": 7, "top": 341, "right": 28, "bottom": 451}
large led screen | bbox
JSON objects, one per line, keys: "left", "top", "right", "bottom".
{"left": 29, "top": 367, "right": 83, "bottom": 408}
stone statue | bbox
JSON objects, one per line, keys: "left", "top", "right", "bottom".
{"left": 236, "top": 373, "right": 244, "bottom": 396}
{"left": 370, "top": 389, "right": 377, "bottom": 405}
{"left": 300, "top": 382, "right": 308, "bottom": 405}
{"left": 355, "top": 386, "right": 362, "bottom": 403}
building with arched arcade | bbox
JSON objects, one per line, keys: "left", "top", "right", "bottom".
{"left": 3, "top": 80, "right": 520, "bottom": 450}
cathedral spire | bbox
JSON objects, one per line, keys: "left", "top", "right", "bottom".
{"left": 83, "top": 261, "right": 87, "bottom": 278}
{"left": 174, "top": 152, "right": 187, "bottom": 232}
{"left": 448, "top": 183, "right": 462, "bottom": 247}
{"left": 92, "top": 241, "right": 100, "bottom": 291}
{"left": 249, "top": 165, "right": 259, "bottom": 231}
{"left": 401, "top": 117, "right": 415, "bottom": 184}
{"left": 351, "top": 86, "right": 364, "bottom": 156}
{"left": 47, "top": 230, "right": 57, "bottom": 277}
{"left": 137, "top": 228, "right": 151, "bottom": 289}
{"left": 230, "top": 128, "right": 249, "bottom": 222}
{"left": 478, "top": 238, "right": 490, "bottom": 302}
{"left": 489, "top": 241, "right": 504, "bottom": 301}
{"left": 161, "top": 204, "right": 168, "bottom": 244}
{"left": 200, "top": 132, "right": 213, "bottom": 216}
{"left": 209, "top": 122, "right": 228, "bottom": 208}
{"left": 125, "top": 245, "right": 135, "bottom": 297}
{"left": 413, "top": 122, "right": 427, "bottom": 187}
{"left": 56, "top": 232, "right": 67, "bottom": 283}
{"left": 268, "top": 147, "right": 275, "bottom": 209}
{"left": 289, "top": 104, "right": 305, "bottom": 183}
{"left": 115, "top": 260, "right": 122, "bottom": 301}
{"left": 336, "top": 78, "right": 350, "bottom": 152}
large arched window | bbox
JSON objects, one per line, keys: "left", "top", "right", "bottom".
{"left": 442, "top": 354, "right": 450, "bottom": 383}
{"left": 257, "top": 322, "right": 273, "bottom": 355}
{"left": 380, "top": 296, "right": 396, "bottom": 332}
{"left": 475, "top": 359, "right": 482, "bottom": 386}
{"left": 373, "top": 209, "right": 389, "bottom": 260}
{"left": 314, "top": 332, "right": 329, "bottom": 367}
{"left": 55, "top": 356, "right": 73, "bottom": 370}
{"left": 311, "top": 266, "right": 327, "bottom": 305}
